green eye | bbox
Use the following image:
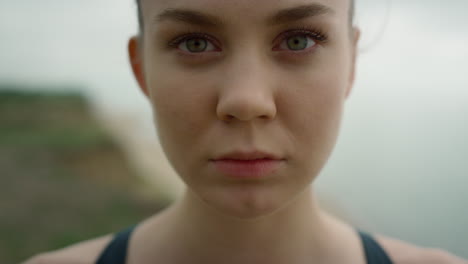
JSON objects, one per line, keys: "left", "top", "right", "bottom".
{"left": 186, "top": 38, "right": 208, "bottom": 52}
{"left": 286, "top": 36, "right": 309, "bottom": 50}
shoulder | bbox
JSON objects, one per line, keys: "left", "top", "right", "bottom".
{"left": 375, "top": 234, "right": 468, "bottom": 264}
{"left": 22, "top": 234, "right": 113, "bottom": 264}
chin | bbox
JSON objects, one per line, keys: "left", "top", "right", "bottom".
{"left": 197, "top": 184, "right": 293, "bottom": 220}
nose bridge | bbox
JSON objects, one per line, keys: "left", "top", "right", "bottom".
{"left": 216, "top": 47, "right": 277, "bottom": 122}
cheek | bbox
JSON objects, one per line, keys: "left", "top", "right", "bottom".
{"left": 277, "top": 66, "right": 347, "bottom": 163}
{"left": 145, "top": 66, "right": 217, "bottom": 170}
{"left": 147, "top": 60, "right": 212, "bottom": 130}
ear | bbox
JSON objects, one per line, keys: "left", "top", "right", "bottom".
{"left": 345, "top": 27, "right": 361, "bottom": 99}
{"left": 128, "top": 36, "right": 149, "bottom": 97}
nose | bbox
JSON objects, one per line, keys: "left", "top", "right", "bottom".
{"left": 216, "top": 57, "right": 277, "bottom": 122}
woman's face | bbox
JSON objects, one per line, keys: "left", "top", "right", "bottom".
{"left": 130, "top": 0, "right": 359, "bottom": 218}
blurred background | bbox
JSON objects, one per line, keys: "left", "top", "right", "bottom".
{"left": 0, "top": 0, "right": 467, "bottom": 262}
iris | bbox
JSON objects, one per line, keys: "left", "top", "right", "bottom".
{"left": 186, "top": 38, "right": 208, "bottom": 52}
{"left": 287, "top": 35, "right": 309, "bottom": 50}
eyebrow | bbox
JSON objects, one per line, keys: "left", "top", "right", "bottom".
{"left": 155, "top": 8, "right": 222, "bottom": 27}
{"left": 154, "top": 4, "right": 334, "bottom": 27}
{"left": 268, "top": 4, "right": 334, "bottom": 25}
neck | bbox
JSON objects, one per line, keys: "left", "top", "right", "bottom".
{"left": 156, "top": 187, "right": 346, "bottom": 263}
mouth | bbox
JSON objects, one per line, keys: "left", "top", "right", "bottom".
{"left": 210, "top": 151, "right": 286, "bottom": 179}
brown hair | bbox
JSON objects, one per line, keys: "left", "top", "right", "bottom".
{"left": 135, "top": 0, "right": 355, "bottom": 36}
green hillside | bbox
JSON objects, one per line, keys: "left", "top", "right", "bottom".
{"left": 0, "top": 87, "right": 168, "bottom": 263}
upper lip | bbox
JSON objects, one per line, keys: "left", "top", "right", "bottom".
{"left": 212, "top": 150, "right": 284, "bottom": 161}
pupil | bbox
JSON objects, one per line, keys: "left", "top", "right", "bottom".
{"left": 187, "top": 38, "right": 207, "bottom": 52}
{"left": 287, "top": 36, "right": 308, "bottom": 50}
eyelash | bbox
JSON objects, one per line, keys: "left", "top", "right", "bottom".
{"left": 278, "top": 26, "right": 328, "bottom": 44}
{"left": 167, "top": 26, "right": 328, "bottom": 52}
{"left": 168, "top": 32, "right": 219, "bottom": 50}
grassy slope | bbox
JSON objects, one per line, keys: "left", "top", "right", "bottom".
{"left": 0, "top": 88, "right": 168, "bottom": 263}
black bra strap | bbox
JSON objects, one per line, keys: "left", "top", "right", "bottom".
{"left": 358, "top": 231, "right": 394, "bottom": 264}
{"left": 95, "top": 226, "right": 136, "bottom": 264}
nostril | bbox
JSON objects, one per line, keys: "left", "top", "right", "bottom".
{"left": 221, "top": 114, "right": 235, "bottom": 122}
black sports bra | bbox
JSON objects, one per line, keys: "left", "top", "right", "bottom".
{"left": 96, "top": 226, "right": 393, "bottom": 264}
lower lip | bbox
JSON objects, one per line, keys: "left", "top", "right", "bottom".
{"left": 211, "top": 159, "right": 284, "bottom": 179}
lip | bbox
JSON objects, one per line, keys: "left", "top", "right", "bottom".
{"left": 210, "top": 151, "right": 285, "bottom": 179}
{"left": 212, "top": 150, "right": 283, "bottom": 161}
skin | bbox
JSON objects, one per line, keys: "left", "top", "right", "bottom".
{"left": 127, "top": 0, "right": 363, "bottom": 262}
{"left": 137, "top": 0, "right": 357, "bottom": 220}
{"left": 22, "top": 0, "right": 468, "bottom": 263}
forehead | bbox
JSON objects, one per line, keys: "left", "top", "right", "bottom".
{"left": 140, "top": 0, "right": 350, "bottom": 26}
